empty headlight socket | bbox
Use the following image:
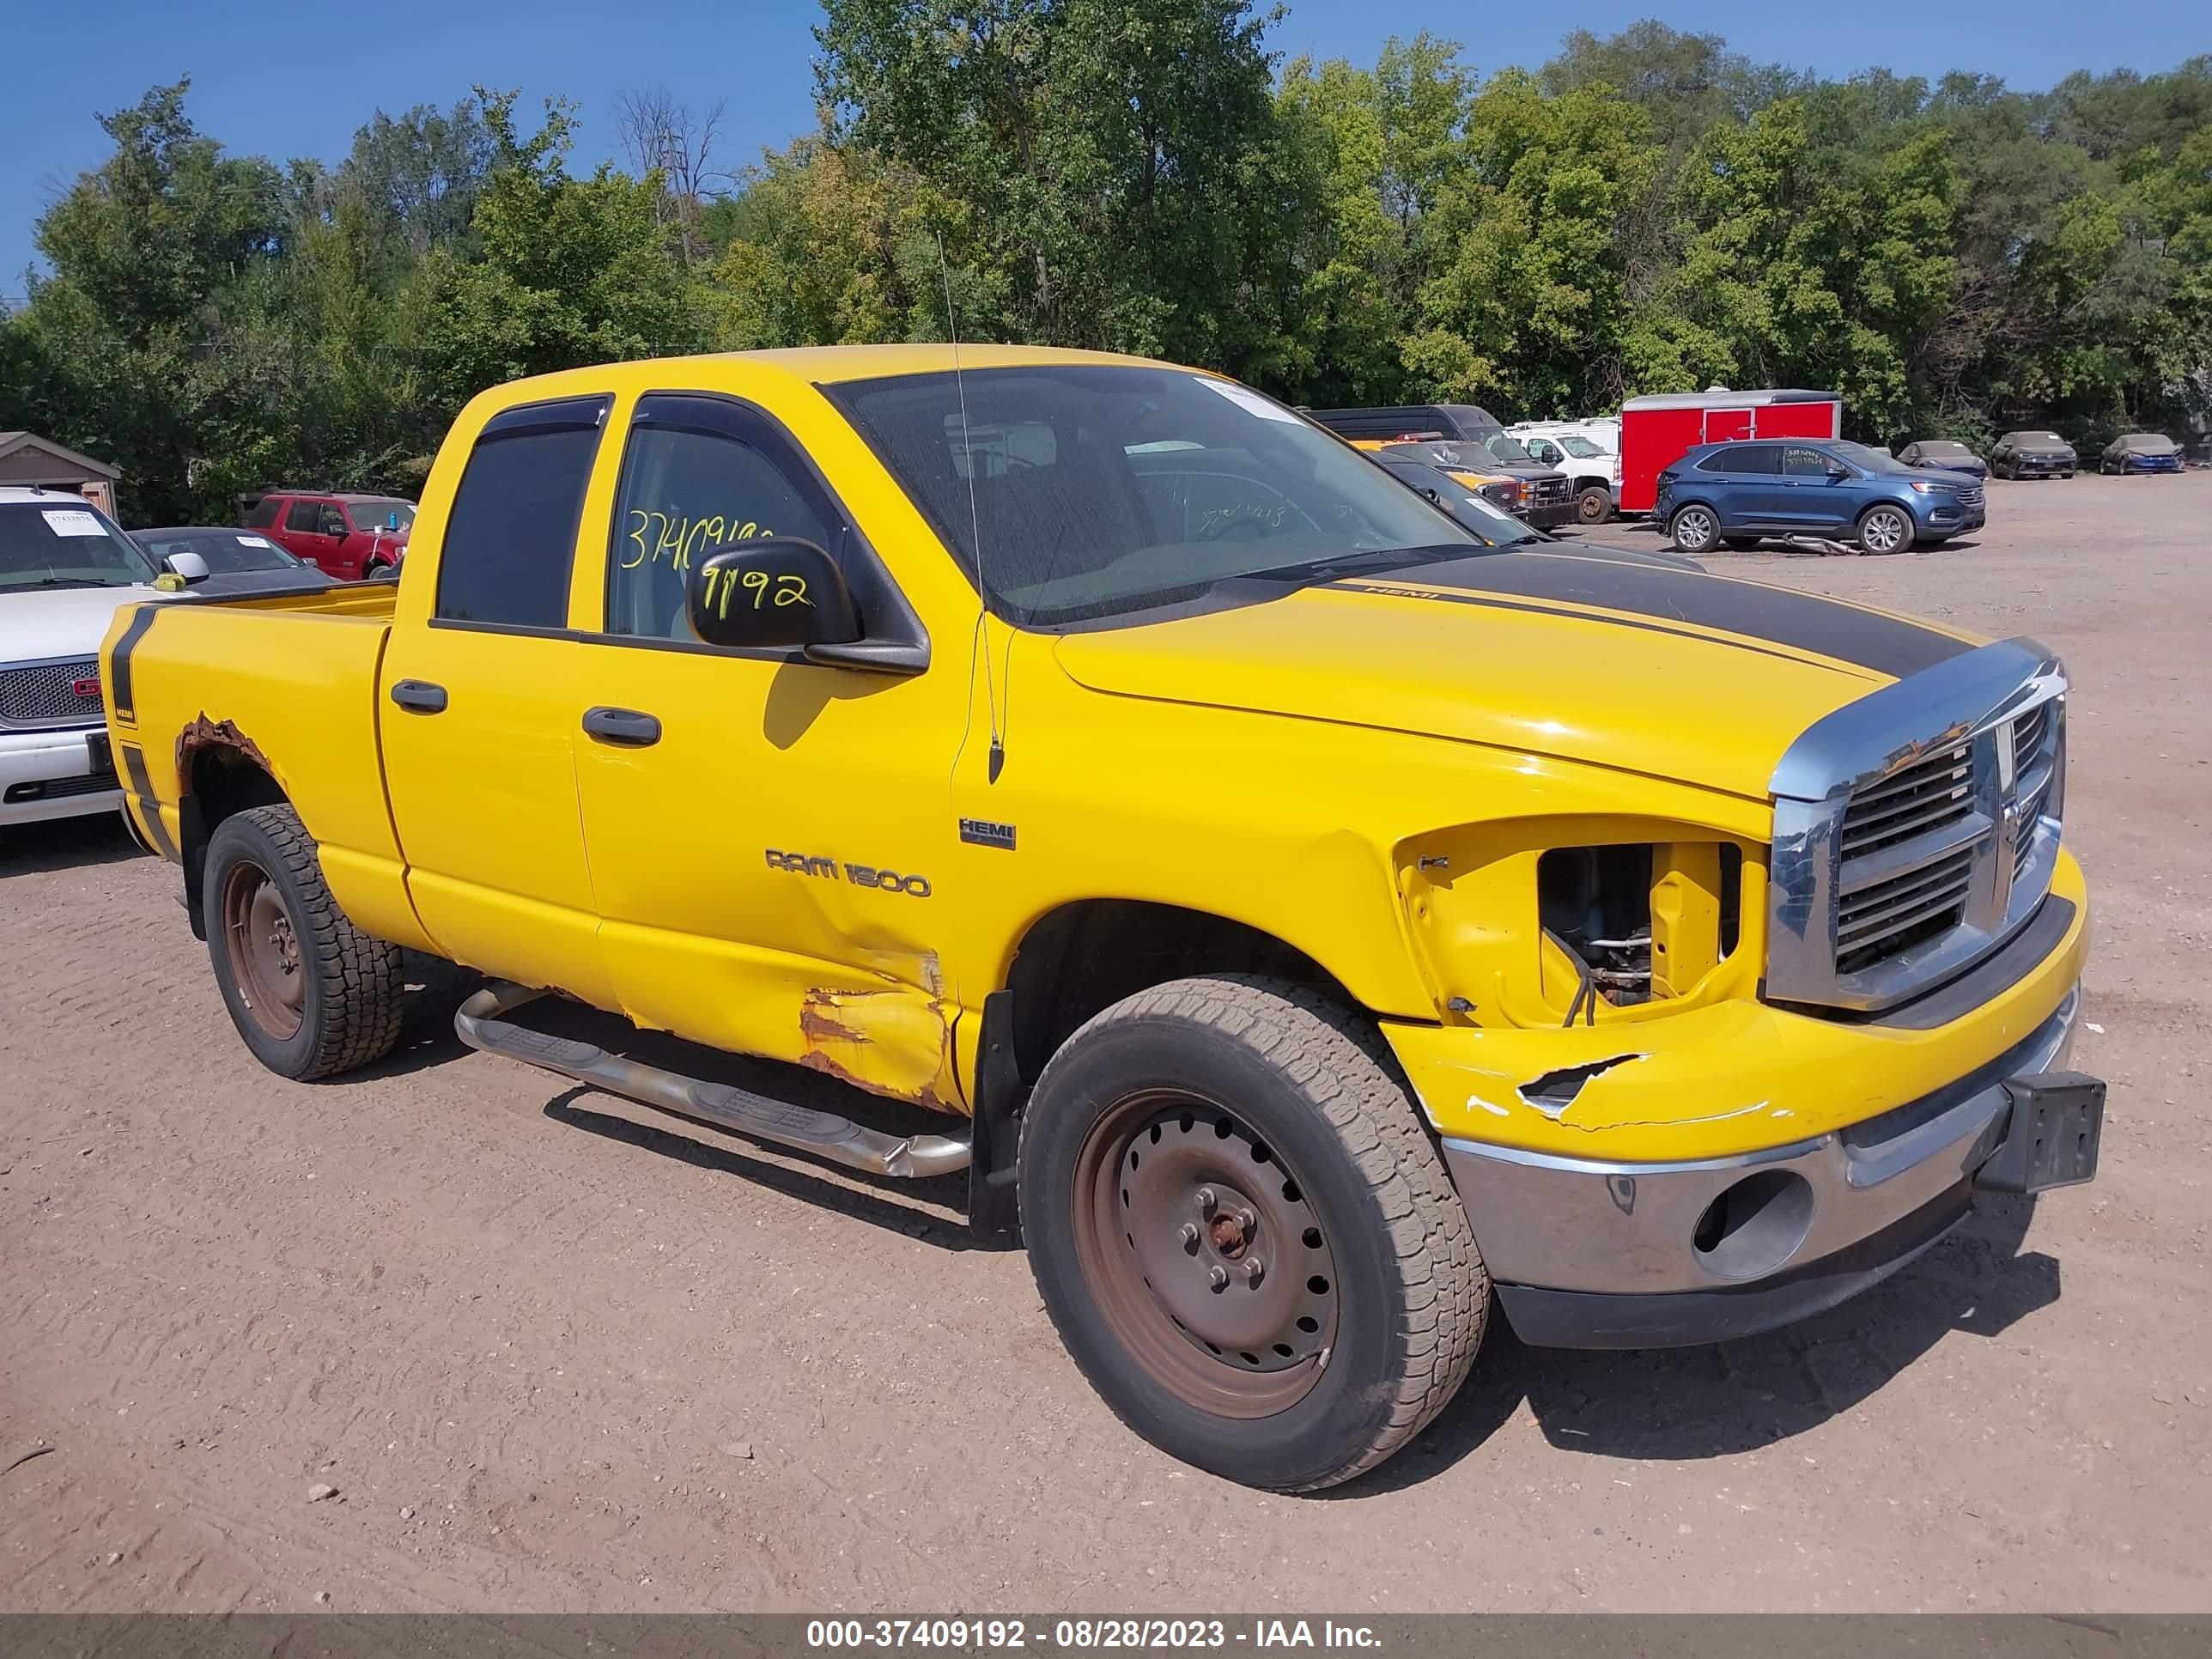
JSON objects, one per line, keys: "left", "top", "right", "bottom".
{"left": 1537, "top": 842, "right": 1744, "bottom": 1013}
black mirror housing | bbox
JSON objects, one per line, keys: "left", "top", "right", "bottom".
{"left": 686, "top": 538, "right": 862, "bottom": 652}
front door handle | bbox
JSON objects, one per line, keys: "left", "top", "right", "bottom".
{"left": 390, "top": 678, "right": 447, "bottom": 714}
{"left": 582, "top": 706, "right": 662, "bottom": 746}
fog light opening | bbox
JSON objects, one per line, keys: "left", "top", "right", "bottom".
{"left": 1691, "top": 1170, "right": 1814, "bottom": 1280}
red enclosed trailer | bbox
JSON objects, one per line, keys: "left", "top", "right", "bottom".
{"left": 1616, "top": 389, "right": 1842, "bottom": 514}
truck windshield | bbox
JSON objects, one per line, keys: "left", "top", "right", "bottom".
{"left": 830, "top": 366, "right": 1477, "bottom": 626}
{"left": 0, "top": 501, "right": 157, "bottom": 591}
{"left": 1470, "top": 428, "right": 1536, "bottom": 465}
{"left": 1552, "top": 434, "right": 1604, "bottom": 459}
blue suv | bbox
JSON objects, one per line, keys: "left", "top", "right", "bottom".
{"left": 1656, "top": 439, "right": 1986, "bottom": 555}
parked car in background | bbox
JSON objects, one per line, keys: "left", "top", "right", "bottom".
{"left": 1895, "top": 439, "right": 1989, "bottom": 480}
{"left": 1370, "top": 454, "right": 1698, "bottom": 568}
{"left": 1370, "top": 441, "right": 1530, "bottom": 518}
{"left": 1511, "top": 428, "right": 1622, "bottom": 524}
{"left": 241, "top": 491, "right": 415, "bottom": 580}
{"left": 131, "top": 527, "right": 337, "bottom": 596}
{"left": 0, "top": 488, "right": 169, "bottom": 828}
{"left": 1655, "top": 438, "right": 1986, "bottom": 555}
{"left": 2100, "top": 433, "right": 2182, "bottom": 475}
{"left": 1308, "top": 404, "right": 1576, "bottom": 526}
{"left": 1990, "top": 432, "right": 2076, "bottom": 479}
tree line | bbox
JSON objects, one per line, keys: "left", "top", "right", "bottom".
{"left": 3, "top": 3, "right": 2207, "bottom": 526}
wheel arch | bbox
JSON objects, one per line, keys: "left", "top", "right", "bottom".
{"left": 1000, "top": 899, "right": 1366, "bottom": 1087}
{"left": 178, "top": 738, "right": 290, "bottom": 939}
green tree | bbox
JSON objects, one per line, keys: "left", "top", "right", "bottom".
{"left": 412, "top": 90, "right": 706, "bottom": 410}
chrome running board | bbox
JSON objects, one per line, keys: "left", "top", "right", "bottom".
{"left": 455, "top": 981, "right": 971, "bottom": 1179}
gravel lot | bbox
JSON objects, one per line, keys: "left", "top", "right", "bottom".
{"left": 3, "top": 471, "right": 2208, "bottom": 1613}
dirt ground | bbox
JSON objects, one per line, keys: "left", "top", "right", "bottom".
{"left": 3, "top": 471, "right": 2209, "bottom": 1614}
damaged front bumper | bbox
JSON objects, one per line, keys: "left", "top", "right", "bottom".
{"left": 1382, "top": 857, "right": 2099, "bottom": 1349}
{"left": 1443, "top": 988, "right": 2096, "bottom": 1347}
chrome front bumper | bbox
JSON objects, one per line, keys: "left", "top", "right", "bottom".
{"left": 1443, "top": 987, "right": 2087, "bottom": 1346}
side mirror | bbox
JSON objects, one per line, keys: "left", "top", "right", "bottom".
{"left": 162, "top": 550, "right": 210, "bottom": 585}
{"left": 1826, "top": 465, "right": 1850, "bottom": 482}
{"left": 687, "top": 538, "right": 861, "bottom": 652}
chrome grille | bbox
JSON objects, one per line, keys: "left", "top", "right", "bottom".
{"left": 1954, "top": 485, "right": 1985, "bottom": 508}
{"left": 0, "top": 657, "right": 104, "bottom": 728}
{"left": 1528, "top": 476, "right": 1570, "bottom": 505}
{"left": 1766, "top": 638, "right": 2068, "bottom": 1012}
{"left": 1835, "top": 846, "right": 1976, "bottom": 975}
{"left": 1838, "top": 738, "right": 1974, "bottom": 859}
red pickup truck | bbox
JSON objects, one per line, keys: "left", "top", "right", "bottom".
{"left": 240, "top": 491, "right": 416, "bottom": 580}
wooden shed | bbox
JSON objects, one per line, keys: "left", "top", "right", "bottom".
{"left": 0, "top": 431, "right": 121, "bottom": 516}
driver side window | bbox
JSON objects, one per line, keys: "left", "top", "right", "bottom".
{"left": 607, "top": 424, "right": 834, "bottom": 641}
{"left": 1782, "top": 446, "right": 1832, "bottom": 477}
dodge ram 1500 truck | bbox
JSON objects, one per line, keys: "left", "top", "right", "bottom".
{"left": 105, "top": 345, "right": 2103, "bottom": 1492}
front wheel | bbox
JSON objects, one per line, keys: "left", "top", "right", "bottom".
{"left": 1857, "top": 503, "right": 1913, "bottom": 554}
{"left": 1576, "top": 484, "right": 1614, "bottom": 525}
{"left": 204, "top": 804, "right": 404, "bottom": 1079}
{"left": 1668, "top": 504, "right": 1719, "bottom": 553}
{"left": 1018, "top": 976, "right": 1487, "bottom": 1492}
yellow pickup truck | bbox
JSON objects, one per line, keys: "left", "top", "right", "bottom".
{"left": 104, "top": 345, "right": 2101, "bottom": 1491}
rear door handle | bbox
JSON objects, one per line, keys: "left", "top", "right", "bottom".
{"left": 390, "top": 679, "right": 447, "bottom": 714}
{"left": 582, "top": 706, "right": 662, "bottom": 746}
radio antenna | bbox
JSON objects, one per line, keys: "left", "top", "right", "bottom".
{"left": 939, "top": 230, "right": 1005, "bottom": 783}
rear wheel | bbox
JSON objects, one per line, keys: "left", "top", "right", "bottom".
{"left": 204, "top": 804, "right": 404, "bottom": 1079}
{"left": 1018, "top": 976, "right": 1486, "bottom": 1492}
{"left": 1856, "top": 503, "right": 1912, "bottom": 554}
{"left": 1668, "top": 504, "right": 1719, "bottom": 553}
{"left": 1576, "top": 483, "right": 1613, "bottom": 525}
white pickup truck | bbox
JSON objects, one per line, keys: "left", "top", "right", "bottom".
{"left": 0, "top": 487, "right": 172, "bottom": 830}
{"left": 1510, "top": 421, "right": 1624, "bottom": 524}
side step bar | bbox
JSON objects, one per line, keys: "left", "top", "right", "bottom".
{"left": 455, "top": 982, "right": 972, "bottom": 1179}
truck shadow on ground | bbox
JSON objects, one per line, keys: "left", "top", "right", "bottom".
{"left": 1337, "top": 1195, "right": 2057, "bottom": 1495}
{"left": 0, "top": 815, "right": 147, "bottom": 876}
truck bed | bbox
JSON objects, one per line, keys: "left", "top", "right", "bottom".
{"left": 104, "top": 581, "right": 412, "bottom": 944}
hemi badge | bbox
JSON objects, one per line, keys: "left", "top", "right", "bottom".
{"left": 959, "top": 817, "right": 1017, "bottom": 851}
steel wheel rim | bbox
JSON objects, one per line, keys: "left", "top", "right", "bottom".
{"left": 1675, "top": 508, "right": 1715, "bottom": 550}
{"left": 1578, "top": 490, "right": 1606, "bottom": 524}
{"left": 1072, "top": 1089, "right": 1340, "bottom": 1419}
{"left": 222, "top": 860, "right": 304, "bottom": 1040}
{"left": 1863, "top": 510, "right": 1905, "bottom": 552}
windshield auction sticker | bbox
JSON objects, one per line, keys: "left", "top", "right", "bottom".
{"left": 41, "top": 508, "right": 107, "bottom": 537}
{"left": 1199, "top": 378, "right": 1301, "bottom": 423}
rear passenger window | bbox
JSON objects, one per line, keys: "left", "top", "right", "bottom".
{"left": 605, "top": 398, "right": 838, "bottom": 642}
{"left": 434, "top": 396, "right": 611, "bottom": 629}
{"left": 286, "top": 499, "right": 325, "bottom": 532}
{"left": 1704, "top": 445, "right": 1778, "bottom": 475}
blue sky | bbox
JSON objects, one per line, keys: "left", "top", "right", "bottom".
{"left": 7, "top": 1, "right": 2210, "bottom": 297}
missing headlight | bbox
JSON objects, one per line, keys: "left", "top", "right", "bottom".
{"left": 1540, "top": 846, "right": 1655, "bottom": 1006}
{"left": 1540, "top": 843, "right": 1745, "bottom": 1013}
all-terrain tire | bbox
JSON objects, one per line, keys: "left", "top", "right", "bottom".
{"left": 204, "top": 803, "right": 404, "bottom": 1080}
{"left": 1018, "top": 975, "right": 1487, "bottom": 1492}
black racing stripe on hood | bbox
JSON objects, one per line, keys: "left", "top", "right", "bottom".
{"left": 1352, "top": 552, "right": 1973, "bottom": 678}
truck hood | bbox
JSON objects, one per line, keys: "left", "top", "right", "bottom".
{"left": 0, "top": 583, "right": 162, "bottom": 665}
{"left": 1053, "top": 549, "right": 1982, "bottom": 801}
